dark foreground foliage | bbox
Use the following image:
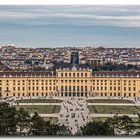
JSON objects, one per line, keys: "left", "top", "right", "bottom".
{"left": 1, "top": 102, "right": 140, "bottom": 136}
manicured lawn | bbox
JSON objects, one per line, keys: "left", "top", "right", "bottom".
{"left": 86, "top": 99, "right": 134, "bottom": 104}
{"left": 92, "top": 117, "right": 139, "bottom": 122}
{"left": 88, "top": 105, "right": 140, "bottom": 114}
{"left": 15, "top": 99, "right": 63, "bottom": 103}
{"left": 43, "top": 117, "right": 58, "bottom": 124}
{"left": 92, "top": 117, "right": 108, "bottom": 122}
{"left": 15, "top": 105, "right": 61, "bottom": 114}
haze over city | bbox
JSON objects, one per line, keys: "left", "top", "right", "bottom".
{"left": 0, "top": 5, "right": 140, "bottom": 48}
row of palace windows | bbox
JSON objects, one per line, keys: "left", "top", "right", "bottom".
{"left": 99, "top": 92, "right": 136, "bottom": 97}
{"left": 5, "top": 92, "right": 136, "bottom": 97}
{"left": 61, "top": 72, "right": 88, "bottom": 77}
{"left": 60, "top": 80, "right": 89, "bottom": 83}
{"left": 5, "top": 86, "right": 55, "bottom": 91}
{"left": 96, "top": 83, "right": 135, "bottom": 86}
{"left": 5, "top": 80, "right": 56, "bottom": 83}
{"left": 93, "top": 86, "right": 136, "bottom": 91}
{"left": 5, "top": 86, "right": 136, "bottom": 92}
{"left": 4, "top": 79, "right": 137, "bottom": 83}
{"left": 6, "top": 92, "right": 49, "bottom": 97}
{"left": 61, "top": 86, "right": 88, "bottom": 91}
{"left": 93, "top": 80, "right": 136, "bottom": 83}
{"left": 13, "top": 87, "right": 55, "bottom": 91}
{"left": 28, "top": 86, "right": 55, "bottom": 91}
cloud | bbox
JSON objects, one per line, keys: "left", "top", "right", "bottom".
{"left": 0, "top": 5, "right": 140, "bottom": 27}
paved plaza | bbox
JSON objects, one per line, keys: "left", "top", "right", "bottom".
{"left": 57, "top": 97, "right": 92, "bottom": 135}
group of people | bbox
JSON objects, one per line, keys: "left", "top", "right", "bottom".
{"left": 58, "top": 97, "right": 91, "bottom": 134}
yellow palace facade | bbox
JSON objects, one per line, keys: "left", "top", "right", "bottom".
{"left": 0, "top": 67, "right": 140, "bottom": 97}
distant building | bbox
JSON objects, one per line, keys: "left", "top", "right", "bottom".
{"left": 127, "top": 58, "right": 140, "bottom": 66}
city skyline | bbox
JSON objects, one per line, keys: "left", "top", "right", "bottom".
{"left": 1, "top": 5, "right": 140, "bottom": 48}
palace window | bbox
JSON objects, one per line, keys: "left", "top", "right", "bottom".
{"left": 73, "top": 86, "right": 75, "bottom": 91}
{"left": 65, "top": 73, "right": 67, "bottom": 77}
{"left": 77, "top": 86, "right": 79, "bottom": 91}
{"left": 77, "top": 73, "right": 79, "bottom": 77}
{"left": 61, "top": 86, "right": 63, "bottom": 91}
{"left": 61, "top": 73, "right": 63, "bottom": 77}
{"left": 85, "top": 86, "right": 87, "bottom": 91}
{"left": 124, "top": 87, "right": 126, "bottom": 91}
{"left": 65, "top": 86, "right": 67, "bottom": 91}
{"left": 134, "top": 87, "right": 136, "bottom": 91}
{"left": 69, "top": 86, "right": 71, "bottom": 91}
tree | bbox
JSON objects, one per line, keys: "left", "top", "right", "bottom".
{"left": 106, "top": 115, "right": 136, "bottom": 135}
{"left": 0, "top": 102, "right": 18, "bottom": 136}
{"left": 30, "top": 112, "right": 45, "bottom": 135}
{"left": 16, "top": 108, "right": 31, "bottom": 135}
{"left": 80, "top": 121, "right": 114, "bottom": 136}
{"left": 120, "top": 115, "right": 135, "bottom": 135}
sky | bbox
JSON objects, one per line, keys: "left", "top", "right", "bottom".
{"left": 0, "top": 5, "right": 140, "bottom": 48}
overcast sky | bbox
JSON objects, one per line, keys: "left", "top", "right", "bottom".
{"left": 0, "top": 5, "right": 140, "bottom": 48}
